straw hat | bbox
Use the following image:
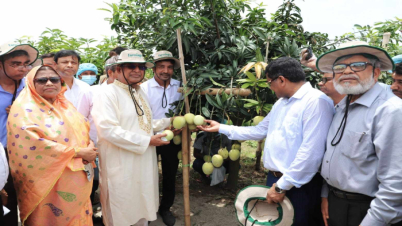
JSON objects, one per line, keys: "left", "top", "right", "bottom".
{"left": 0, "top": 42, "right": 39, "bottom": 65}
{"left": 153, "top": 50, "right": 180, "bottom": 69}
{"left": 235, "top": 185, "right": 294, "bottom": 226}
{"left": 115, "top": 49, "right": 154, "bottom": 68}
{"left": 316, "top": 41, "right": 394, "bottom": 73}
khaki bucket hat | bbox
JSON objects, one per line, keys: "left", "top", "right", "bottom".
{"left": 0, "top": 42, "right": 39, "bottom": 65}
{"left": 316, "top": 41, "right": 394, "bottom": 73}
{"left": 153, "top": 50, "right": 180, "bottom": 69}
{"left": 115, "top": 49, "right": 154, "bottom": 68}
{"left": 235, "top": 185, "right": 294, "bottom": 226}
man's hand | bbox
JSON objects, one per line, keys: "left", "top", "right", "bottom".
{"left": 265, "top": 183, "right": 286, "bottom": 204}
{"left": 321, "top": 197, "right": 329, "bottom": 226}
{"left": 300, "top": 48, "right": 318, "bottom": 71}
{"left": 196, "top": 119, "right": 220, "bottom": 133}
{"left": 5, "top": 105, "right": 11, "bottom": 114}
{"left": 150, "top": 133, "right": 170, "bottom": 146}
{"left": 77, "top": 141, "right": 98, "bottom": 162}
{"left": 171, "top": 128, "right": 182, "bottom": 136}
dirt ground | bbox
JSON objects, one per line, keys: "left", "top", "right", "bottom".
{"left": 92, "top": 139, "right": 267, "bottom": 226}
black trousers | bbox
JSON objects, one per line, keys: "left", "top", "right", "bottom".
{"left": 3, "top": 148, "right": 18, "bottom": 226}
{"left": 156, "top": 142, "right": 181, "bottom": 211}
{"left": 328, "top": 190, "right": 402, "bottom": 226}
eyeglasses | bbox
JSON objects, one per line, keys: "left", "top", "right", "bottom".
{"left": 123, "top": 64, "right": 147, "bottom": 71}
{"left": 267, "top": 77, "right": 279, "bottom": 85}
{"left": 332, "top": 62, "right": 373, "bottom": 74}
{"left": 34, "top": 77, "right": 61, "bottom": 85}
{"left": 320, "top": 77, "right": 333, "bottom": 84}
{"left": 9, "top": 63, "right": 30, "bottom": 70}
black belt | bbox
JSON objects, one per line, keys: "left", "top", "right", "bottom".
{"left": 269, "top": 171, "right": 283, "bottom": 178}
{"left": 328, "top": 185, "right": 374, "bottom": 201}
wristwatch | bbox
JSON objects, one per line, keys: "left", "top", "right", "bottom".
{"left": 274, "top": 184, "right": 286, "bottom": 194}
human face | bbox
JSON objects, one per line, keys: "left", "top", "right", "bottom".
{"left": 78, "top": 70, "right": 96, "bottom": 79}
{"left": 391, "top": 72, "right": 402, "bottom": 99}
{"left": 332, "top": 55, "right": 379, "bottom": 95}
{"left": 318, "top": 73, "right": 335, "bottom": 96}
{"left": 107, "top": 68, "right": 117, "bottom": 84}
{"left": 0, "top": 55, "right": 30, "bottom": 80}
{"left": 42, "top": 57, "right": 56, "bottom": 68}
{"left": 154, "top": 61, "right": 174, "bottom": 81}
{"left": 266, "top": 75, "right": 284, "bottom": 98}
{"left": 56, "top": 56, "right": 79, "bottom": 79}
{"left": 117, "top": 63, "right": 146, "bottom": 86}
{"left": 34, "top": 70, "right": 62, "bottom": 104}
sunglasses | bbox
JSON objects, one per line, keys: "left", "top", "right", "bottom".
{"left": 34, "top": 77, "right": 61, "bottom": 85}
{"left": 123, "top": 64, "right": 147, "bottom": 71}
{"left": 320, "top": 77, "right": 333, "bottom": 84}
{"left": 332, "top": 62, "right": 373, "bottom": 74}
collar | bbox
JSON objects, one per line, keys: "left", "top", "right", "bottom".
{"left": 0, "top": 77, "right": 25, "bottom": 93}
{"left": 289, "top": 82, "right": 312, "bottom": 100}
{"left": 113, "top": 79, "right": 140, "bottom": 92}
{"left": 149, "top": 77, "right": 179, "bottom": 88}
{"left": 336, "top": 82, "right": 383, "bottom": 109}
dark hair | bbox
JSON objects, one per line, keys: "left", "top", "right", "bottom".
{"left": 0, "top": 50, "right": 29, "bottom": 63}
{"left": 264, "top": 57, "right": 305, "bottom": 83}
{"left": 395, "top": 63, "right": 402, "bottom": 76}
{"left": 54, "top": 50, "right": 81, "bottom": 63}
{"left": 40, "top": 53, "right": 55, "bottom": 59}
{"left": 112, "top": 46, "right": 127, "bottom": 55}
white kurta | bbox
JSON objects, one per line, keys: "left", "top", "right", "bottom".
{"left": 92, "top": 79, "right": 170, "bottom": 226}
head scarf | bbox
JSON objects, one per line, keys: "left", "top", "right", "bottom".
{"left": 7, "top": 66, "right": 91, "bottom": 224}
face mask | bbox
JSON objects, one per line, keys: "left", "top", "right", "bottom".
{"left": 81, "top": 75, "right": 97, "bottom": 85}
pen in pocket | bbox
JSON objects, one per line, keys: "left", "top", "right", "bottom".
{"left": 359, "top": 132, "right": 366, "bottom": 142}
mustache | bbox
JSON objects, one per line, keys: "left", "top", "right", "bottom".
{"left": 337, "top": 74, "right": 359, "bottom": 82}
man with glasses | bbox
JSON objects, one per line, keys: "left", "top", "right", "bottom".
{"left": 0, "top": 42, "right": 38, "bottom": 226}
{"left": 317, "top": 41, "right": 402, "bottom": 226}
{"left": 141, "top": 50, "right": 182, "bottom": 226}
{"left": 198, "top": 57, "right": 334, "bottom": 225}
{"left": 92, "top": 49, "right": 172, "bottom": 226}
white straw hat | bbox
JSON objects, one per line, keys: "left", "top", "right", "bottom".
{"left": 0, "top": 42, "right": 39, "bottom": 65}
{"left": 316, "top": 41, "right": 394, "bottom": 73}
{"left": 153, "top": 50, "right": 180, "bottom": 69}
{"left": 115, "top": 49, "right": 154, "bottom": 68}
{"left": 235, "top": 185, "right": 294, "bottom": 226}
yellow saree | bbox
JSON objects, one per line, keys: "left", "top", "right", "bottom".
{"left": 7, "top": 66, "right": 93, "bottom": 226}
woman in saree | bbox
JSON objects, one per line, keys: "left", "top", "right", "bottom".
{"left": 7, "top": 65, "right": 97, "bottom": 226}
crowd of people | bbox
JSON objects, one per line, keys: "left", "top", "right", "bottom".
{"left": 0, "top": 39, "right": 401, "bottom": 226}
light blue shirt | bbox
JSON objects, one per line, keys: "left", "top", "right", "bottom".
{"left": 321, "top": 83, "right": 402, "bottom": 226}
{"left": 0, "top": 78, "right": 25, "bottom": 147}
{"left": 219, "top": 82, "right": 334, "bottom": 190}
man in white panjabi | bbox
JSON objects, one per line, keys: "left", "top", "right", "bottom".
{"left": 92, "top": 50, "right": 171, "bottom": 226}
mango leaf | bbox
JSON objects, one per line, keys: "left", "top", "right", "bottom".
{"left": 241, "top": 99, "right": 259, "bottom": 104}
{"left": 209, "top": 77, "right": 225, "bottom": 87}
{"left": 245, "top": 72, "right": 256, "bottom": 81}
{"left": 205, "top": 94, "right": 221, "bottom": 109}
{"left": 202, "top": 107, "right": 211, "bottom": 118}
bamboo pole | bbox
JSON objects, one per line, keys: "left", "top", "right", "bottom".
{"left": 178, "top": 87, "right": 252, "bottom": 97}
{"left": 177, "top": 28, "right": 191, "bottom": 226}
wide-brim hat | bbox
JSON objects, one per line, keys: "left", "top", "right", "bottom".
{"left": 0, "top": 42, "right": 39, "bottom": 65}
{"left": 316, "top": 41, "right": 394, "bottom": 73}
{"left": 114, "top": 49, "right": 154, "bottom": 68}
{"left": 235, "top": 185, "right": 294, "bottom": 226}
{"left": 31, "top": 58, "right": 42, "bottom": 67}
{"left": 153, "top": 50, "right": 180, "bottom": 69}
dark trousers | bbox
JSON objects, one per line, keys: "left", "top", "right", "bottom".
{"left": 328, "top": 191, "right": 402, "bottom": 226}
{"left": 3, "top": 148, "right": 18, "bottom": 226}
{"left": 157, "top": 142, "right": 181, "bottom": 211}
{"left": 266, "top": 173, "right": 324, "bottom": 226}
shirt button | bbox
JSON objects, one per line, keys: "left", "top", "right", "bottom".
{"left": 326, "top": 177, "right": 329, "bottom": 180}
{"left": 326, "top": 161, "right": 329, "bottom": 163}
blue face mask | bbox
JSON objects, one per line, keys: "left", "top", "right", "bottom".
{"left": 81, "top": 75, "right": 97, "bottom": 85}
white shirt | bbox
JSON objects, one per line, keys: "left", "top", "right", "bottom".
{"left": 141, "top": 78, "right": 182, "bottom": 119}
{"left": 64, "top": 78, "right": 90, "bottom": 108}
{"left": 0, "top": 143, "right": 9, "bottom": 190}
{"left": 219, "top": 83, "right": 334, "bottom": 190}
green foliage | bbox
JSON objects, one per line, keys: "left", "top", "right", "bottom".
{"left": 16, "top": 28, "right": 120, "bottom": 75}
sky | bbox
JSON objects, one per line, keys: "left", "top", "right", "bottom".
{"left": 0, "top": 0, "right": 401, "bottom": 45}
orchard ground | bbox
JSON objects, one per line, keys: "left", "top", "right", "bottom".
{"left": 91, "top": 137, "right": 267, "bottom": 226}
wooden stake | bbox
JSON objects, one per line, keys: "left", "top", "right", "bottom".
{"left": 177, "top": 28, "right": 191, "bottom": 226}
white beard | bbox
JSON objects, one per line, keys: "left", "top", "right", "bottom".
{"left": 333, "top": 74, "right": 375, "bottom": 95}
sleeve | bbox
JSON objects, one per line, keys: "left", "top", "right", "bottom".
{"left": 321, "top": 180, "right": 329, "bottom": 198}
{"left": 152, "top": 118, "right": 171, "bottom": 132}
{"left": 218, "top": 114, "right": 270, "bottom": 141}
{"left": 92, "top": 90, "right": 151, "bottom": 155}
{"left": 361, "top": 106, "right": 402, "bottom": 226}
{"left": 76, "top": 89, "right": 92, "bottom": 118}
{"left": 276, "top": 97, "right": 334, "bottom": 190}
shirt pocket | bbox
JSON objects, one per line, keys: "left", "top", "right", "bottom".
{"left": 283, "top": 117, "right": 300, "bottom": 139}
{"left": 340, "top": 130, "right": 373, "bottom": 160}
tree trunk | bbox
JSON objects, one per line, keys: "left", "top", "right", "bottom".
{"left": 227, "top": 152, "right": 240, "bottom": 190}
{"left": 255, "top": 140, "right": 263, "bottom": 171}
